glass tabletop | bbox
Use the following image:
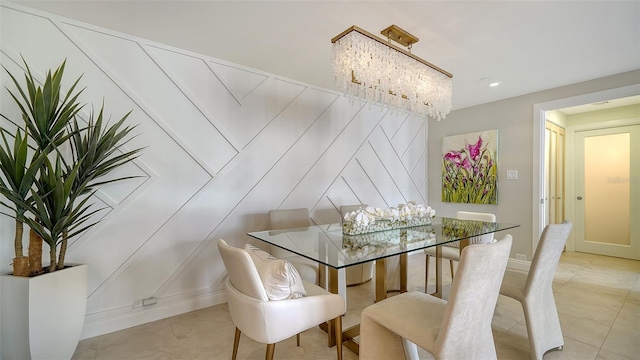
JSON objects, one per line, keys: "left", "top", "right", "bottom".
{"left": 247, "top": 217, "right": 519, "bottom": 269}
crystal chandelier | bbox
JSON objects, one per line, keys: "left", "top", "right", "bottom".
{"left": 331, "top": 25, "right": 453, "bottom": 120}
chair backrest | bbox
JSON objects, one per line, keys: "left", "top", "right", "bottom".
{"left": 268, "top": 208, "right": 310, "bottom": 230}
{"left": 340, "top": 204, "right": 368, "bottom": 217}
{"left": 456, "top": 210, "right": 497, "bottom": 244}
{"left": 436, "top": 235, "right": 512, "bottom": 359}
{"left": 217, "top": 239, "right": 269, "bottom": 301}
{"left": 524, "top": 220, "right": 572, "bottom": 297}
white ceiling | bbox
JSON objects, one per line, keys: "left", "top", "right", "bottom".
{"left": 13, "top": 0, "right": 640, "bottom": 111}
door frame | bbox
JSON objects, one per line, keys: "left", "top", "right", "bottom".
{"left": 532, "top": 84, "right": 640, "bottom": 254}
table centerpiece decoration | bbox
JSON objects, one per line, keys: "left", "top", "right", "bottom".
{"left": 341, "top": 201, "right": 435, "bottom": 235}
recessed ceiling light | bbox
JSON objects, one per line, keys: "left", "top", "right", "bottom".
{"left": 489, "top": 82, "right": 500, "bottom": 87}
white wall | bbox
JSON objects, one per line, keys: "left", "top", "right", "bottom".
{"left": 0, "top": 3, "right": 429, "bottom": 339}
{"left": 428, "top": 71, "right": 640, "bottom": 261}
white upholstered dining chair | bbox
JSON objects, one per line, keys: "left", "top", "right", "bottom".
{"left": 359, "top": 235, "right": 512, "bottom": 360}
{"left": 499, "top": 220, "right": 572, "bottom": 360}
{"left": 268, "top": 208, "right": 319, "bottom": 284}
{"left": 424, "top": 210, "right": 496, "bottom": 293}
{"left": 218, "top": 239, "right": 345, "bottom": 360}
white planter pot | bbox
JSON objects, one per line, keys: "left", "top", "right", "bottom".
{"left": 1, "top": 264, "right": 87, "bottom": 360}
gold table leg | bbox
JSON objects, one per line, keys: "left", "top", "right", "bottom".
{"left": 434, "top": 245, "right": 443, "bottom": 298}
{"left": 433, "top": 239, "right": 470, "bottom": 299}
{"left": 326, "top": 267, "right": 339, "bottom": 347}
{"left": 375, "top": 258, "right": 387, "bottom": 303}
{"left": 322, "top": 253, "right": 411, "bottom": 354}
{"left": 399, "top": 253, "right": 408, "bottom": 293}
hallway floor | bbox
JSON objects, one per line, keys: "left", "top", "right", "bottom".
{"left": 72, "top": 251, "right": 640, "bottom": 360}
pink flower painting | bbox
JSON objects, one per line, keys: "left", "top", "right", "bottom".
{"left": 442, "top": 130, "right": 498, "bottom": 204}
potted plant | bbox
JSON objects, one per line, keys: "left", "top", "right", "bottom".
{"left": 0, "top": 58, "right": 142, "bottom": 359}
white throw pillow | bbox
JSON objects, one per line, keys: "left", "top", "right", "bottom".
{"left": 244, "top": 244, "right": 307, "bottom": 300}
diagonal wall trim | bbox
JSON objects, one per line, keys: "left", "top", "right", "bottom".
{"left": 237, "top": 80, "right": 307, "bottom": 151}
{"left": 367, "top": 141, "right": 419, "bottom": 204}
{"left": 85, "top": 177, "right": 214, "bottom": 300}
{"left": 272, "top": 95, "right": 342, "bottom": 209}
{"left": 145, "top": 44, "right": 244, "bottom": 153}
{"left": 284, "top": 102, "right": 388, "bottom": 211}
{"left": 379, "top": 124, "right": 425, "bottom": 183}
{"left": 402, "top": 121, "right": 426, "bottom": 159}
{"left": 58, "top": 21, "right": 221, "bottom": 177}
{"left": 207, "top": 60, "right": 270, "bottom": 104}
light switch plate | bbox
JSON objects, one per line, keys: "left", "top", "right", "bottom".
{"left": 506, "top": 170, "right": 518, "bottom": 180}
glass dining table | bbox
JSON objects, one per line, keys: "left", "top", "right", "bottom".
{"left": 247, "top": 216, "right": 519, "bottom": 353}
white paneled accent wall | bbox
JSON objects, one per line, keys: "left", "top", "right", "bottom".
{"left": 0, "top": 4, "right": 428, "bottom": 338}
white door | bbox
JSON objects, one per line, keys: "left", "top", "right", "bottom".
{"left": 545, "top": 122, "right": 565, "bottom": 227}
{"left": 574, "top": 125, "right": 640, "bottom": 260}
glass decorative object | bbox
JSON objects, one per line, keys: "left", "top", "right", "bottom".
{"left": 341, "top": 202, "right": 435, "bottom": 235}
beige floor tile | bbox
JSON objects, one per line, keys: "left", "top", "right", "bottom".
{"left": 71, "top": 337, "right": 97, "bottom": 360}
{"left": 596, "top": 348, "right": 635, "bottom": 360}
{"left": 542, "top": 337, "right": 599, "bottom": 360}
{"left": 555, "top": 285, "right": 626, "bottom": 319}
{"left": 611, "top": 300, "right": 640, "bottom": 335}
{"left": 600, "top": 328, "right": 640, "bottom": 360}
{"left": 492, "top": 296, "right": 526, "bottom": 336}
{"left": 559, "top": 252, "right": 598, "bottom": 266}
{"left": 562, "top": 269, "right": 637, "bottom": 299}
{"left": 589, "top": 256, "right": 640, "bottom": 274}
{"left": 497, "top": 320, "right": 531, "bottom": 354}
{"left": 95, "top": 319, "right": 182, "bottom": 360}
{"left": 627, "top": 278, "right": 640, "bottom": 303}
{"left": 495, "top": 339, "right": 531, "bottom": 360}
{"left": 558, "top": 310, "right": 613, "bottom": 348}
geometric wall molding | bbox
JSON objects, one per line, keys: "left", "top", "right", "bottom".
{"left": 0, "top": 3, "right": 428, "bottom": 339}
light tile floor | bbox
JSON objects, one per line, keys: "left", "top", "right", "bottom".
{"left": 72, "top": 251, "right": 640, "bottom": 360}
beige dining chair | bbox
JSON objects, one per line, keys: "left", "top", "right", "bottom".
{"left": 218, "top": 239, "right": 345, "bottom": 360}
{"left": 499, "top": 220, "right": 572, "bottom": 360}
{"left": 359, "top": 235, "right": 512, "bottom": 360}
{"left": 339, "top": 204, "right": 374, "bottom": 286}
{"left": 424, "top": 210, "right": 496, "bottom": 293}
{"left": 267, "top": 208, "right": 319, "bottom": 284}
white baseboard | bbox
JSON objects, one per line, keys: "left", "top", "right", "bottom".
{"left": 80, "top": 289, "right": 227, "bottom": 340}
{"left": 507, "top": 258, "right": 531, "bottom": 272}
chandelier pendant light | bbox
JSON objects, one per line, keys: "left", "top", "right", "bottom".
{"left": 331, "top": 25, "right": 453, "bottom": 120}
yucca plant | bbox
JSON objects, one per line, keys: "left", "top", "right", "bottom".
{"left": 0, "top": 129, "right": 46, "bottom": 275}
{"left": 0, "top": 57, "right": 142, "bottom": 276}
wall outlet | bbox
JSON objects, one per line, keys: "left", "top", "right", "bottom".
{"left": 515, "top": 254, "right": 527, "bottom": 261}
{"left": 133, "top": 297, "right": 157, "bottom": 309}
{"left": 133, "top": 299, "right": 143, "bottom": 309}
{"left": 142, "top": 297, "right": 158, "bottom": 307}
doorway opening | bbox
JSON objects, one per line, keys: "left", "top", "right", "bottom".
{"left": 533, "top": 85, "right": 640, "bottom": 258}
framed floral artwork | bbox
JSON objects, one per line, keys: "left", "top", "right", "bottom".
{"left": 442, "top": 129, "right": 498, "bottom": 204}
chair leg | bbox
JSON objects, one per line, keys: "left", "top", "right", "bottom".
{"left": 334, "top": 315, "right": 343, "bottom": 360}
{"left": 296, "top": 333, "right": 300, "bottom": 346}
{"left": 424, "top": 254, "right": 431, "bottom": 293}
{"left": 449, "top": 259, "right": 455, "bottom": 279}
{"left": 232, "top": 327, "right": 241, "bottom": 360}
{"left": 265, "top": 343, "right": 275, "bottom": 360}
